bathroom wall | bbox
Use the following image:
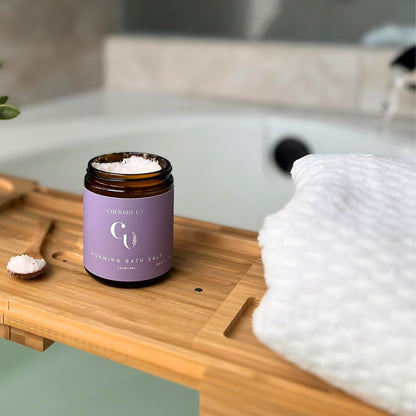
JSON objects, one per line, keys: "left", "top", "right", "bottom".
{"left": 0, "top": 0, "right": 118, "bottom": 106}
{"left": 121, "top": 0, "right": 415, "bottom": 45}
{"left": 105, "top": 35, "right": 416, "bottom": 119}
{"left": 2, "top": 1, "right": 414, "bottom": 119}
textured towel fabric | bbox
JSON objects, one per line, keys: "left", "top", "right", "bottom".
{"left": 253, "top": 154, "right": 416, "bottom": 416}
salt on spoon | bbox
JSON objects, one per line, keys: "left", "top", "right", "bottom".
{"left": 7, "top": 217, "right": 53, "bottom": 279}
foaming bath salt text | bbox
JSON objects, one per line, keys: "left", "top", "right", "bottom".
{"left": 7, "top": 254, "right": 46, "bottom": 274}
{"left": 92, "top": 155, "right": 161, "bottom": 174}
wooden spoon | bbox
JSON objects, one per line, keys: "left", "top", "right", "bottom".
{"left": 7, "top": 217, "right": 53, "bottom": 279}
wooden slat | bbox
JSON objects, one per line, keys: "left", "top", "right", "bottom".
{"left": 5, "top": 300, "right": 208, "bottom": 389}
{"left": 10, "top": 327, "right": 54, "bottom": 352}
{"left": 200, "top": 366, "right": 386, "bottom": 416}
{"left": 0, "top": 323, "right": 10, "bottom": 340}
{"left": 0, "top": 298, "right": 10, "bottom": 340}
{"left": 0, "top": 174, "right": 37, "bottom": 211}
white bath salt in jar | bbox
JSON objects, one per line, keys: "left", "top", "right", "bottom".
{"left": 83, "top": 152, "right": 174, "bottom": 288}
{"left": 91, "top": 155, "right": 162, "bottom": 174}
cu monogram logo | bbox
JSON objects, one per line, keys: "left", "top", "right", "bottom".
{"left": 110, "top": 222, "right": 137, "bottom": 249}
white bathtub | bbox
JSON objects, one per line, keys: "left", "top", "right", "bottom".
{"left": 1, "top": 90, "right": 415, "bottom": 416}
{"left": 2, "top": 90, "right": 415, "bottom": 232}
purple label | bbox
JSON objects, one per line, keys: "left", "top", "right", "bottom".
{"left": 83, "top": 188, "right": 173, "bottom": 282}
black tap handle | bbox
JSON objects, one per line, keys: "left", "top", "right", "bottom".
{"left": 391, "top": 45, "right": 416, "bottom": 71}
{"left": 273, "top": 138, "right": 310, "bottom": 174}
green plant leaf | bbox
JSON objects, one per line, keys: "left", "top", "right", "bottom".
{"left": 0, "top": 96, "right": 8, "bottom": 104}
{"left": 0, "top": 104, "right": 20, "bottom": 120}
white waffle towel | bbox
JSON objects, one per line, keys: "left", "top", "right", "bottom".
{"left": 253, "top": 154, "right": 416, "bottom": 416}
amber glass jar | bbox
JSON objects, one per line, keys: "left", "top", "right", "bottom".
{"left": 83, "top": 152, "right": 174, "bottom": 288}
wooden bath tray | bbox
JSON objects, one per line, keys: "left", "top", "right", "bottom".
{"left": 0, "top": 174, "right": 386, "bottom": 416}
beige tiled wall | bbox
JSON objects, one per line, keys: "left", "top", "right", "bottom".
{"left": 0, "top": 0, "right": 117, "bottom": 107}
{"left": 105, "top": 35, "right": 415, "bottom": 119}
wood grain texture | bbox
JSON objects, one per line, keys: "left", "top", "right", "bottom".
{"left": 200, "top": 366, "right": 385, "bottom": 416}
{"left": 0, "top": 294, "right": 9, "bottom": 339}
{"left": 0, "top": 323, "right": 10, "bottom": 340}
{"left": 0, "top": 174, "right": 37, "bottom": 211}
{"left": 10, "top": 327, "right": 54, "bottom": 351}
{"left": 0, "top": 175, "right": 387, "bottom": 416}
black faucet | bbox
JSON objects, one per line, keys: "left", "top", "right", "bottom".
{"left": 391, "top": 45, "right": 415, "bottom": 71}
{"left": 390, "top": 45, "right": 415, "bottom": 91}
